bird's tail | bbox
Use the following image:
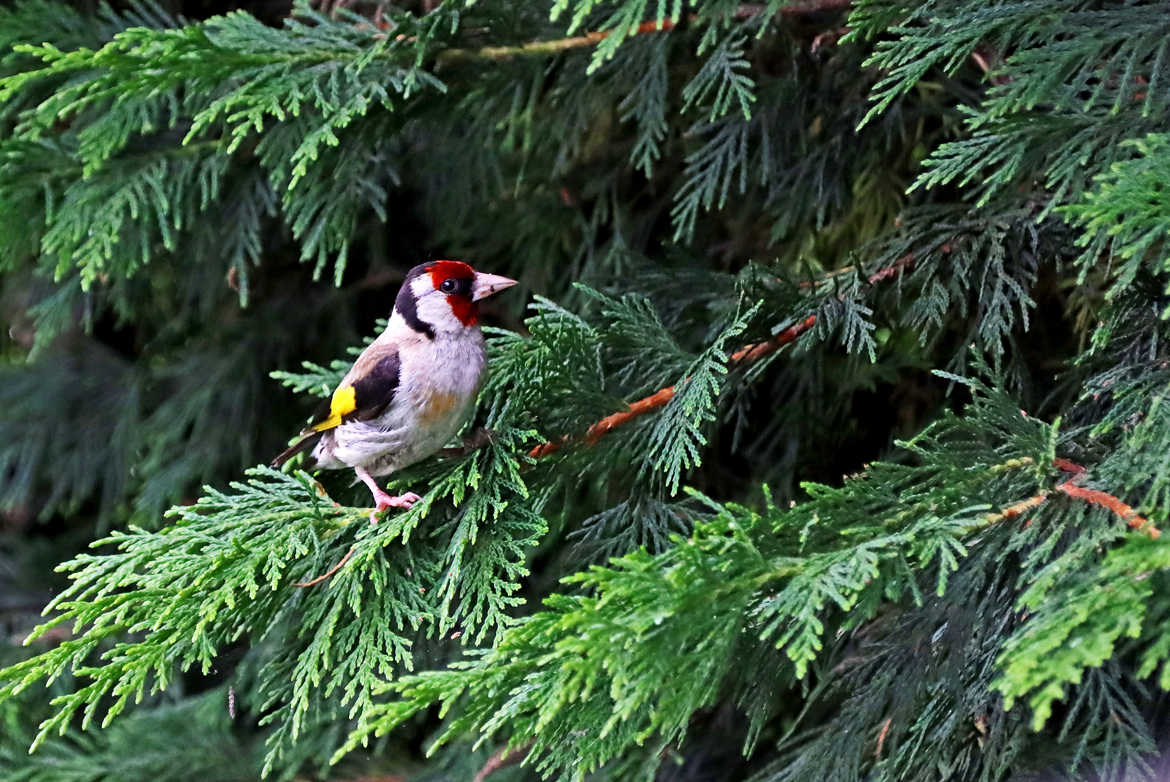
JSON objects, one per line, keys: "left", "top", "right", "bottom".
{"left": 271, "top": 431, "right": 323, "bottom": 469}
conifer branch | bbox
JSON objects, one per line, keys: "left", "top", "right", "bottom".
{"left": 4, "top": 1, "right": 1169, "bottom": 776}
{"left": 473, "top": 741, "right": 533, "bottom": 782}
{"left": 436, "top": 21, "right": 675, "bottom": 65}
{"left": 527, "top": 314, "right": 816, "bottom": 459}
{"left": 985, "top": 458, "right": 1160, "bottom": 538}
{"left": 293, "top": 545, "right": 355, "bottom": 587}
{"left": 435, "top": 1, "right": 852, "bottom": 65}
{"left": 526, "top": 243, "right": 924, "bottom": 461}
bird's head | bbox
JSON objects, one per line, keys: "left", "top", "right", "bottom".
{"left": 394, "top": 260, "right": 517, "bottom": 337}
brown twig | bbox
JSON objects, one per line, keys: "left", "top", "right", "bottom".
{"left": 988, "top": 491, "right": 1050, "bottom": 524}
{"left": 729, "top": 315, "right": 820, "bottom": 363}
{"left": 875, "top": 717, "right": 892, "bottom": 759}
{"left": 1057, "top": 483, "right": 1156, "bottom": 537}
{"left": 866, "top": 251, "right": 916, "bottom": 285}
{"left": 436, "top": 1, "right": 852, "bottom": 65}
{"left": 528, "top": 315, "right": 817, "bottom": 459}
{"left": 473, "top": 742, "right": 533, "bottom": 782}
{"left": 986, "top": 459, "right": 1159, "bottom": 538}
{"left": 969, "top": 45, "right": 1012, "bottom": 86}
{"left": 294, "top": 545, "right": 355, "bottom": 587}
{"left": 526, "top": 238, "right": 935, "bottom": 462}
{"left": 526, "top": 241, "right": 931, "bottom": 461}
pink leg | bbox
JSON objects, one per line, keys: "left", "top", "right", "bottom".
{"left": 354, "top": 466, "right": 422, "bottom": 524}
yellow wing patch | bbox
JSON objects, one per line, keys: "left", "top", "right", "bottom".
{"left": 311, "top": 385, "right": 356, "bottom": 432}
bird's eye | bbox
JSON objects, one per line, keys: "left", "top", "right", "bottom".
{"left": 439, "top": 278, "right": 458, "bottom": 293}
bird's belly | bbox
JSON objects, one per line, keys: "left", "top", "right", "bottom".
{"left": 330, "top": 409, "right": 463, "bottom": 476}
{"left": 327, "top": 339, "right": 484, "bottom": 475}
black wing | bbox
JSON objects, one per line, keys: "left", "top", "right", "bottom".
{"left": 271, "top": 351, "right": 401, "bottom": 467}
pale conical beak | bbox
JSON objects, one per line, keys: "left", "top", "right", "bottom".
{"left": 472, "top": 272, "right": 518, "bottom": 301}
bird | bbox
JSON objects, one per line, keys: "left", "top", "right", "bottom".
{"left": 273, "top": 260, "right": 517, "bottom": 524}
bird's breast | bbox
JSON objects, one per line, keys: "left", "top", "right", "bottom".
{"left": 418, "top": 389, "right": 463, "bottom": 425}
{"left": 324, "top": 332, "right": 486, "bottom": 475}
{"left": 399, "top": 332, "right": 486, "bottom": 424}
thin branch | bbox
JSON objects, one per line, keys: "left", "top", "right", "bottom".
{"left": 1051, "top": 457, "right": 1086, "bottom": 476}
{"left": 473, "top": 742, "right": 533, "bottom": 782}
{"left": 438, "top": 20, "right": 674, "bottom": 65}
{"left": 436, "top": 1, "right": 852, "bottom": 65}
{"left": 985, "top": 459, "right": 1159, "bottom": 538}
{"left": 1058, "top": 483, "right": 1157, "bottom": 537}
{"left": 526, "top": 241, "right": 926, "bottom": 461}
{"left": 866, "top": 251, "right": 916, "bottom": 285}
{"left": 528, "top": 315, "right": 817, "bottom": 459}
{"left": 875, "top": 717, "right": 892, "bottom": 759}
{"left": 294, "top": 545, "right": 355, "bottom": 587}
{"left": 985, "top": 491, "right": 1050, "bottom": 525}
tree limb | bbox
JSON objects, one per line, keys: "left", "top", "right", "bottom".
{"left": 436, "top": 1, "right": 853, "bottom": 65}
{"left": 473, "top": 742, "right": 533, "bottom": 782}
{"left": 986, "top": 459, "right": 1159, "bottom": 538}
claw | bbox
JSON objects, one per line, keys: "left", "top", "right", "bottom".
{"left": 368, "top": 491, "right": 422, "bottom": 524}
{"left": 393, "top": 491, "right": 422, "bottom": 508}
{"left": 356, "top": 466, "right": 422, "bottom": 524}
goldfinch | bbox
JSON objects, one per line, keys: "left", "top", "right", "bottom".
{"left": 273, "top": 261, "right": 517, "bottom": 523}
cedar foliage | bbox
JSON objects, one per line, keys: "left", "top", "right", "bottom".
{"left": 1, "top": 0, "right": 1169, "bottom": 780}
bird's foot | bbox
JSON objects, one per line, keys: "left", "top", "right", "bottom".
{"left": 438, "top": 428, "right": 498, "bottom": 458}
{"left": 462, "top": 427, "right": 497, "bottom": 450}
{"left": 369, "top": 490, "right": 423, "bottom": 524}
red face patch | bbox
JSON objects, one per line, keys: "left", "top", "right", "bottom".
{"left": 426, "top": 260, "right": 478, "bottom": 326}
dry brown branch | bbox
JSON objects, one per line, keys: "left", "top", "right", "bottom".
{"left": 985, "top": 458, "right": 1159, "bottom": 538}
{"left": 436, "top": 1, "right": 853, "bottom": 65}
{"left": 528, "top": 314, "right": 817, "bottom": 459}
{"left": 473, "top": 742, "right": 533, "bottom": 782}
{"left": 294, "top": 545, "right": 355, "bottom": 587}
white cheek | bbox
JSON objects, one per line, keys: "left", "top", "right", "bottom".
{"left": 415, "top": 292, "right": 456, "bottom": 327}
{"left": 410, "top": 275, "right": 433, "bottom": 299}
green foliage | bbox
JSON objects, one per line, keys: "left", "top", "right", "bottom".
{"left": 0, "top": 688, "right": 264, "bottom": 782}
{"left": 2, "top": 0, "right": 1170, "bottom": 780}
{"left": 345, "top": 380, "right": 1138, "bottom": 780}
{"left": 0, "top": 295, "right": 326, "bottom": 525}
{"left": 856, "top": 0, "right": 1170, "bottom": 213}
{"left": 0, "top": 1, "right": 449, "bottom": 298}
{"left": 681, "top": 33, "right": 756, "bottom": 121}
{"left": 0, "top": 343, "right": 137, "bottom": 524}
{"left": 1, "top": 422, "right": 539, "bottom": 773}
{"left": 641, "top": 303, "right": 755, "bottom": 493}
{"left": 1063, "top": 133, "right": 1170, "bottom": 308}
{"left": 995, "top": 534, "right": 1170, "bottom": 731}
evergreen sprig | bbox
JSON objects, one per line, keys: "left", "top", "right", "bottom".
{"left": 345, "top": 378, "right": 1163, "bottom": 779}
{"left": 2, "top": 0, "right": 1170, "bottom": 779}
{"left": 2, "top": 419, "right": 539, "bottom": 771}
{"left": 1063, "top": 133, "right": 1170, "bottom": 309}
